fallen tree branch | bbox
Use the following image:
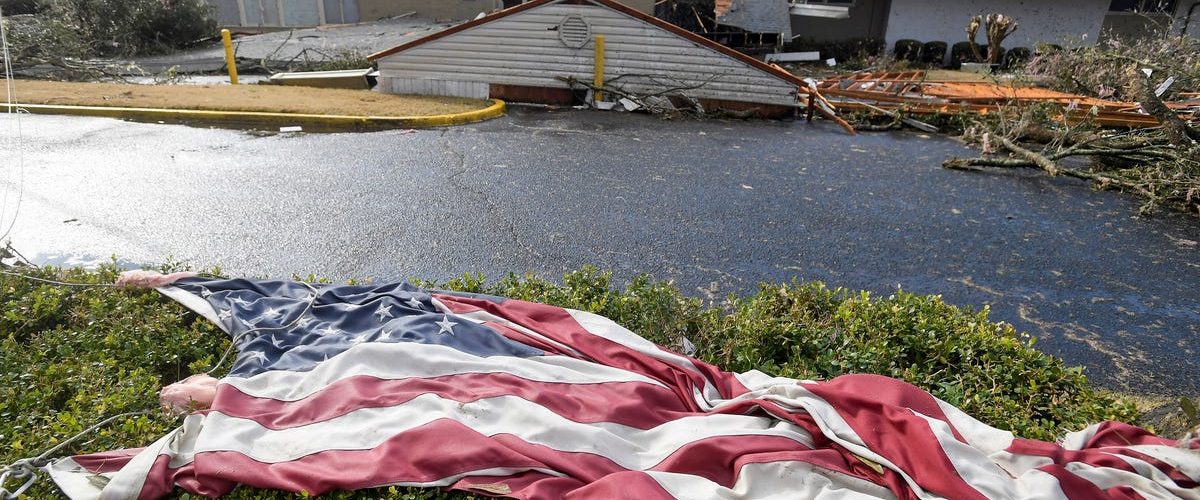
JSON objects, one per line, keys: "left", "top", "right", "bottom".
{"left": 997, "top": 136, "right": 1061, "bottom": 175}
{"left": 1130, "top": 66, "right": 1200, "bottom": 146}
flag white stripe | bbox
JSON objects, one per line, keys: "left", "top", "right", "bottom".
{"left": 158, "top": 286, "right": 226, "bottom": 334}
{"left": 1059, "top": 423, "right": 1103, "bottom": 451}
{"left": 44, "top": 458, "right": 114, "bottom": 500}
{"left": 1013, "top": 469, "right": 1071, "bottom": 500}
{"left": 648, "top": 460, "right": 897, "bottom": 499}
{"left": 1062, "top": 461, "right": 1200, "bottom": 499}
{"left": 226, "top": 341, "right": 667, "bottom": 401}
{"left": 1107, "top": 453, "right": 1200, "bottom": 499}
{"left": 1124, "top": 445, "right": 1200, "bottom": 483}
{"left": 194, "top": 393, "right": 816, "bottom": 469}
{"left": 934, "top": 399, "right": 1015, "bottom": 455}
{"left": 910, "top": 412, "right": 1018, "bottom": 499}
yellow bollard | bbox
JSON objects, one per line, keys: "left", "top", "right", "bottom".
{"left": 593, "top": 35, "right": 605, "bottom": 104}
{"left": 221, "top": 29, "right": 239, "bottom": 85}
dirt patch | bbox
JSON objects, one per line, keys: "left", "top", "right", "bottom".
{"left": 5, "top": 80, "right": 490, "bottom": 117}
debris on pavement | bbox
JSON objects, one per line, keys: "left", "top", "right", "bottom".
{"left": 817, "top": 70, "right": 1200, "bottom": 129}
{"left": 267, "top": 68, "right": 377, "bottom": 90}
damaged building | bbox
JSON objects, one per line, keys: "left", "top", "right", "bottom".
{"left": 368, "top": 0, "right": 812, "bottom": 117}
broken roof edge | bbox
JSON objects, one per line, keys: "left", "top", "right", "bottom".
{"left": 366, "top": 0, "right": 805, "bottom": 90}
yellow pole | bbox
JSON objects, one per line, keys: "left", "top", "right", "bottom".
{"left": 221, "top": 29, "right": 239, "bottom": 85}
{"left": 593, "top": 35, "right": 605, "bottom": 104}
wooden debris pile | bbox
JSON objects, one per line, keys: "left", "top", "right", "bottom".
{"left": 817, "top": 71, "right": 1200, "bottom": 129}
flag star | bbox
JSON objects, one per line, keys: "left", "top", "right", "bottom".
{"left": 243, "top": 350, "right": 268, "bottom": 364}
{"left": 435, "top": 315, "right": 457, "bottom": 335}
{"left": 270, "top": 335, "right": 286, "bottom": 349}
{"left": 262, "top": 308, "right": 282, "bottom": 319}
{"left": 218, "top": 309, "right": 232, "bottom": 321}
{"left": 229, "top": 296, "right": 252, "bottom": 307}
{"left": 350, "top": 332, "right": 373, "bottom": 345}
{"left": 375, "top": 304, "right": 394, "bottom": 320}
{"left": 318, "top": 325, "right": 339, "bottom": 336}
{"left": 405, "top": 296, "right": 423, "bottom": 309}
{"left": 199, "top": 287, "right": 213, "bottom": 298}
{"left": 294, "top": 316, "right": 312, "bottom": 328}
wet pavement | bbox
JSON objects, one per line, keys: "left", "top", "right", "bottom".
{"left": 1, "top": 108, "right": 1197, "bottom": 395}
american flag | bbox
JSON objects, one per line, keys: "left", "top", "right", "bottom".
{"left": 46, "top": 277, "right": 1200, "bottom": 499}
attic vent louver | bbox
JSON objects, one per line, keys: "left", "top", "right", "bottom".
{"left": 557, "top": 15, "right": 592, "bottom": 49}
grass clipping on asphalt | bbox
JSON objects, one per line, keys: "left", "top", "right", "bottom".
{"left": 7, "top": 79, "right": 490, "bottom": 117}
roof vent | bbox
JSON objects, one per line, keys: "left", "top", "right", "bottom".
{"left": 557, "top": 15, "right": 592, "bottom": 49}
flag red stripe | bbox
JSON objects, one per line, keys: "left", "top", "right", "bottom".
{"left": 435, "top": 295, "right": 749, "bottom": 402}
{"left": 1008, "top": 438, "right": 1141, "bottom": 475}
{"left": 559, "top": 470, "right": 676, "bottom": 500}
{"left": 451, "top": 470, "right": 587, "bottom": 499}
{"left": 136, "top": 455, "right": 236, "bottom": 500}
{"left": 803, "top": 375, "right": 988, "bottom": 500}
{"left": 180, "top": 419, "right": 691, "bottom": 497}
{"left": 1083, "top": 421, "right": 1178, "bottom": 448}
{"left": 483, "top": 321, "right": 582, "bottom": 357}
{"left": 147, "top": 423, "right": 860, "bottom": 497}
{"left": 214, "top": 372, "right": 694, "bottom": 430}
{"left": 1037, "top": 465, "right": 1146, "bottom": 500}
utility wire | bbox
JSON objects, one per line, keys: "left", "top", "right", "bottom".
{"left": 0, "top": 4, "right": 27, "bottom": 243}
{"left": 205, "top": 280, "right": 320, "bottom": 375}
{"left": 0, "top": 270, "right": 123, "bottom": 288}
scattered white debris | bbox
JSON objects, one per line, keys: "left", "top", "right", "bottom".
{"left": 280, "top": 126, "right": 303, "bottom": 133}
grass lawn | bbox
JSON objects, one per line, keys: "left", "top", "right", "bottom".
{"left": 4, "top": 79, "right": 491, "bottom": 117}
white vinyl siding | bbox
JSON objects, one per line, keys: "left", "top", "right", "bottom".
{"left": 383, "top": 78, "right": 491, "bottom": 100}
{"left": 377, "top": 1, "right": 800, "bottom": 107}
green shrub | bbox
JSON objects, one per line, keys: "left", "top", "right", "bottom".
{"left": 893, "top": 39, "right": 922, "bottom": 62}
{"left": 0, "top": 264, "right": 1137, "bottom": 498}
{"left": 920, "top": 41, "right": 948, "bottom": 65}
{"left": 951, "top": 41, "right": 985, "bottom": 66}
{"left": 1003, "top": 46, "right": 1032, "bottom": 69}
{"left": 8, "top": 0, "right": 216, "bottom": 66}
{"left": 0, "top": 0, "right": 40, "bottom": 15}
{"left": 1024, "top": 30, "right": 1200, "bottom": 102}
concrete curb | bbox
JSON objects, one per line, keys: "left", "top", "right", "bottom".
{"left": 1, "top": 99, "right": 506, "bottom": 132}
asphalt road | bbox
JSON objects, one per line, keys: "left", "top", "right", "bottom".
{"left": 2, "top": 108, "right": 1197, "bottom": 395}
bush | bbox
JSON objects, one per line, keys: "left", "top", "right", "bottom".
{"left": 0, "top": 0, "right": 39, "bottom": 14}
{"left": 950, "top": 41, "right": 978, "bottom": 67}
{"left": 9, "top": 0, "right": 216, "bottom": 65}
{"left": 920, "top": 41, "right": 948, "bottom": 66}
{"left": 1003, "top": 46, "right": 1032, "bottom": 69}
{"left": 893, "top": 39, "right": 922, "bottom": 62}
{"left": 0, "top": 265, "right": 1138, "bottom": 498}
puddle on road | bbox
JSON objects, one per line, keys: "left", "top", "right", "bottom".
{"left": 17, "top": 252, "right": 143, "bottom": 270}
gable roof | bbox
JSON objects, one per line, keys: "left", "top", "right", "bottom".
{"left": 367, "top": 0, "right": 804, "bottom": 88}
